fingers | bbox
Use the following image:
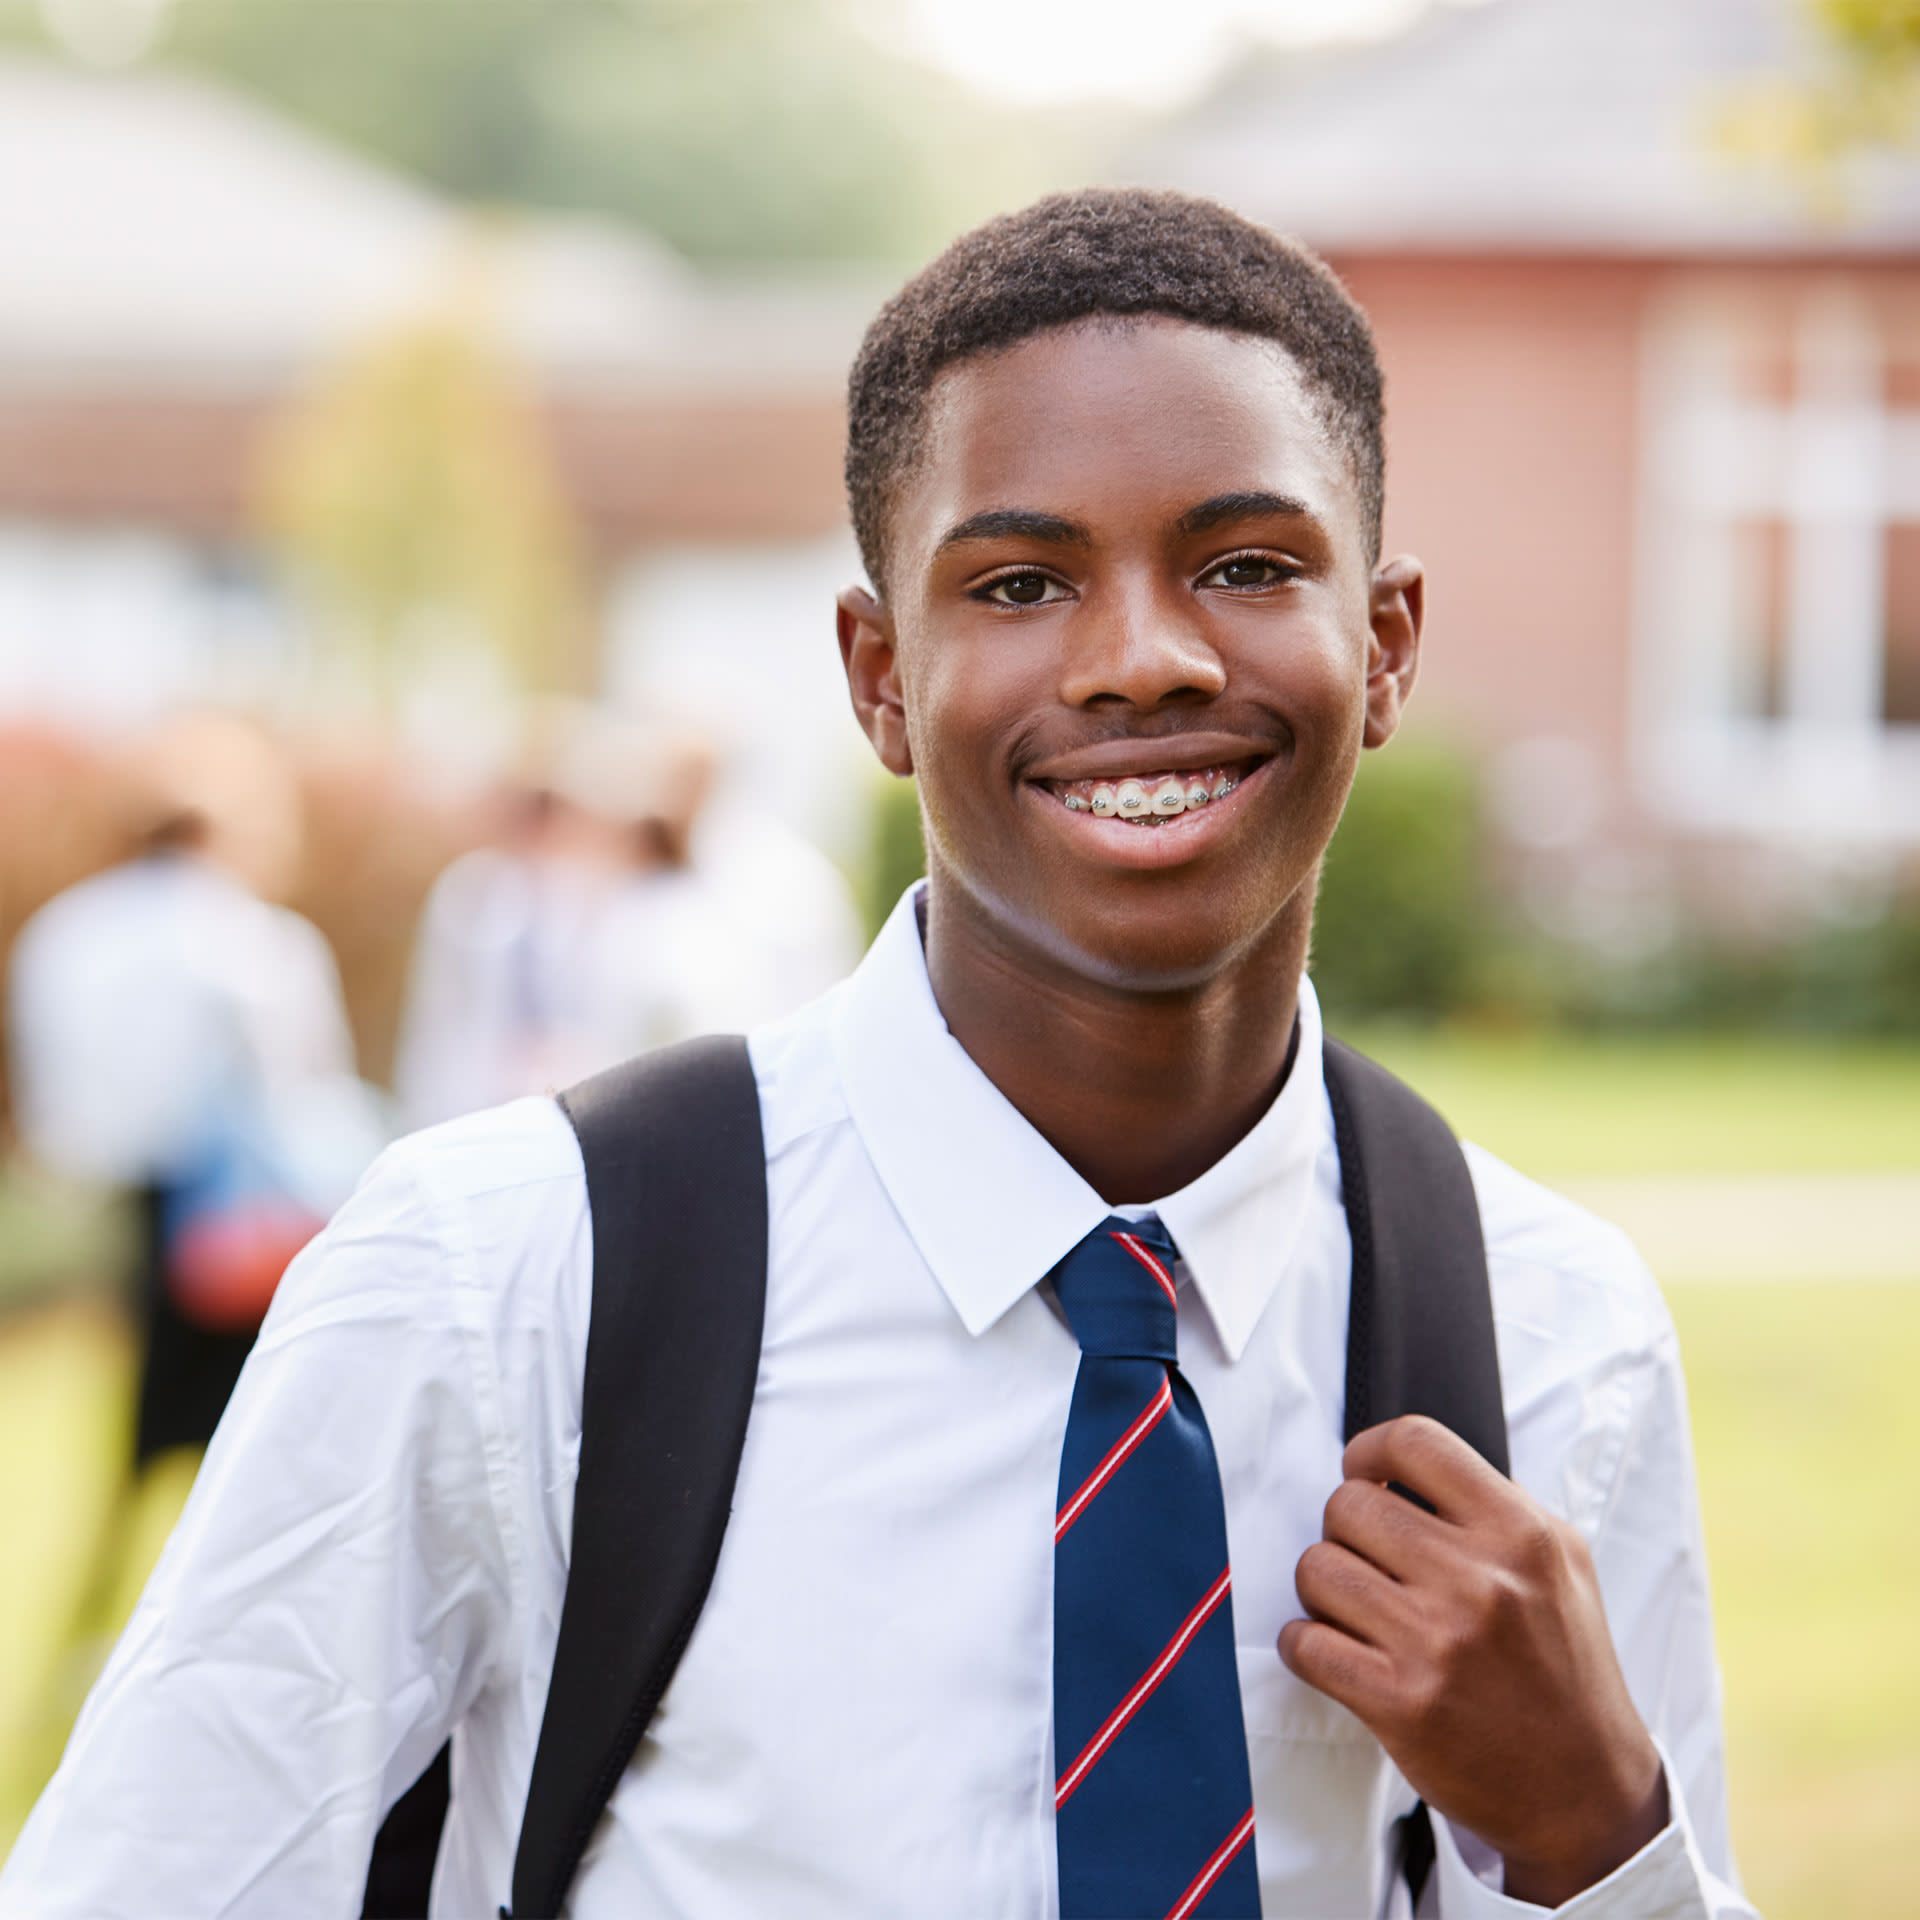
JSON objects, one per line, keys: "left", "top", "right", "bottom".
{"left": 1342, "top": 1415, "right": 1509, "bottom": 1523}
{"left": 1293, "top": 1538, "right": 1422, "bottom": 1648}
{"left": 1320, "top": 1473, "right": 1454, "bottom": 1584}
{"left": 1277, "top": 1615, "right": 1396, "bottom": 1717}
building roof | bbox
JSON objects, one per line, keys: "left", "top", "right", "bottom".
{"left": 1140, "top": 0, "right": 1920, "bottom": 255}
{"left": 0, "top": 56, "right": 876, "bottom": 392}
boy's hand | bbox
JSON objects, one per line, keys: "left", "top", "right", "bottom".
{"left": 1278, "top": 1416, "right": 1668, "bottom": 1907}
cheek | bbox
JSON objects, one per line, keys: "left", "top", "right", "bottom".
{"left": 900, "top": 625, "right": 1033, "bottom": 786}
{"left": 894, "top": 644, "right": 996, "bottom": 865}
{"left": 1236, "top": 608, "right": 1369, "bottom": 752}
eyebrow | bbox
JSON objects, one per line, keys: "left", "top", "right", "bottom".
{"left": 934, "top": 490, "right": 1316, "bottom": 556}
{"left": 935, "top": 508, "right": 1094, "bottom": 552}
{"left": 1176, "top": 490, "right": 1314, "bottom": 536}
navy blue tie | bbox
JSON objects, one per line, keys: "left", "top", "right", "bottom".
{"left": 1050, "top": 1214, "right": 1261, "bottom": 1919}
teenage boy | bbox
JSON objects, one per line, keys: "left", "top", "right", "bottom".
{"left": 0, "top": 191, "right": 1754, "bottom": 1919}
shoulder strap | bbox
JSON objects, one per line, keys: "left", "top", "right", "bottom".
{"left": 1323, "top": 1037, "right": 1508, "bottom": 1475}
{"left": 363, "top": 1036, "right": 768, "bottom": 1919}
{"left": 1322, "top": 1035, "right": 1507, "bottom": 1911}
{"left": 508, "top": 1033, "right": 768, "bottom": 1917}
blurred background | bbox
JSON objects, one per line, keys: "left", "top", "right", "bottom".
{"left": 0, "top": 0, "right": 1916, "bottom": 1912}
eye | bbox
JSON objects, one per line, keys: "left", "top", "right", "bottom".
{"left": 979, "top": 571, "right": 1068, "bottom": 607}
{"left": 1200, "top": 555, "right": 1291, "bottom": 590}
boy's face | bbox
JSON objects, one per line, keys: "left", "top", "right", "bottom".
{"left": 839, "top": 316, "right": 1422, "bottom": 992}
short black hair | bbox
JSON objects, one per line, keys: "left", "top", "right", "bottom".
{"left": 845, "top": 187, "right": 1384, "bottom": 597}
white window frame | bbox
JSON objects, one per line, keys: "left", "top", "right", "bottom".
{"left": 1632, "top": 276, "right": 1920, "bottom": 844}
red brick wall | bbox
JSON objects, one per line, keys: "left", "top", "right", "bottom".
{"left": 1329, "top": 255, "right": 1655, "bottom": 764}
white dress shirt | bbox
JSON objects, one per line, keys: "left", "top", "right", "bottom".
{"left": 2, "top": 888, "right": 1754, "bottom": 1920}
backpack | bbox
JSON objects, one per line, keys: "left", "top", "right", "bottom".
{"left": 363, "top": 1032, "right": 1508, "bottom": 1918}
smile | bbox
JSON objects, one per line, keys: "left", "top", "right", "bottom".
{"left": 1039, "top": 760, "right": 1256, "bottom": 827}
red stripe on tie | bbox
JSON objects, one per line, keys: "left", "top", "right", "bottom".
{"left": 1111, "top": 1230, "right": 1178, "bottom": 1308}
{"left": 1055, "top": 1568, "right": 1233, "bottom": 1809}
{"left": 1055, "top": 1375, "right": 1173, "bottom": 1542}
{"left": 1165, "top": 1806, "right": 1257, "bottom": 1920}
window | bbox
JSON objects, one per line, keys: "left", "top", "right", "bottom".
{"left": 1634, "top": 279, "right": 1920, "bottom": 842}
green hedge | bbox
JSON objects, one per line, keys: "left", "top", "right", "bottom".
{"left": 1309, "top": 746, "right": 1489, "bottom": 1022}
{"left": 860, "top": 774, "right": 927, "bottom": 942}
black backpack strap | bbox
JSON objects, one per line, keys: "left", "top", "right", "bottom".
{"left": 362, "top": 1743, "right": 452, "bottom": 1916}
{"left": 1324, "top": 1038, "right": 1508, "bottom": 1475}
{"left": 362, "top": 1036, "right": 767, "bottom": 1919}
{"left": 507, "top": 1033, "right": 768, "bottom": 1917}
{"left": 1322, "top": 1036, "right": 1508, "bottom": 1913}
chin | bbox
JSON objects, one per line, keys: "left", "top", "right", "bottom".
{"left": 1031, "top": 888, "right": 1292, "bottom": 996}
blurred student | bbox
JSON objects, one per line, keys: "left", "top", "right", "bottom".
{"left": 589, "top": 725, "right": 865, "bottom": 1052}
{"left": 7, "top": 714, "right": 385, "bottom": 1469}
{"left": 395, "top": 707, "right": 632, "bottom": 1130}
{"left": 396, "top": 709, "right": 862, "bottom": 1122}
{"left": 394, "top": 705, "right": 695, "bottom": 1127}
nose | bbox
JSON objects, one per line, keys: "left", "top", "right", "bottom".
{"left": 1057, "top": 571, "right": 1227, "bottom": 711}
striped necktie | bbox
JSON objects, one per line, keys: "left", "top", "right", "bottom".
{"left": 1050, "top": 1214, "right": 1261, "bottom": 1919}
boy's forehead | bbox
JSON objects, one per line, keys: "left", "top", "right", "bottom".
{"left": 898, "top": 317, "right": 1359, "bottom": 569}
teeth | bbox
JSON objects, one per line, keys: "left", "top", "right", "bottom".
{"left": 1052, "top": 764, "right": 1248, "bottom": 823}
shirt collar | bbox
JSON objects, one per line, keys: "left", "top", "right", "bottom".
{"left": 831, "top": 885, "right": 1331, "bottom": 1361}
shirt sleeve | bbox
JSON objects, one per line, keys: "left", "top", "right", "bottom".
{"left": 1434, "top": 1275, "right": 1759, "bottom": 1919}
{"left": 0, "top": 1139, "right": 520, "bottom": 1920}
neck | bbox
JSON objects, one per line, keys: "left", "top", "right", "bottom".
{"left": 922, "top": 879, "right": 1311, "bottom": 1206}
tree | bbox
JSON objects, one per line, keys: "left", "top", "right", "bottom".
{"left": 259, "top": 250, "right": 586, "bottom": 701}
{"left": 1719, "top": 0, "right": 1920, "bottom": 187}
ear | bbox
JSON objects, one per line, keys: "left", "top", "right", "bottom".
{"left": 837, "top": 585, "right": 914, "bottom": 776}
{"left": 1363, "top": 554, "right": 1424, "bottom": 749}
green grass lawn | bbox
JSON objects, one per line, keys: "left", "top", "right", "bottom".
{"left": 1669, "top": 1281, "right": 1920, "bottom": 1920}
{"left": 1344, "top": 1026, "right": 1920, "bottom": 1176}
{"left": 0, "top": 1304, "right": 131, "bottom": 1852}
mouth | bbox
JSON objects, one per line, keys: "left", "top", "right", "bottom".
{"left": 1033, "top": 756, "right": 1265, "bottom": 828}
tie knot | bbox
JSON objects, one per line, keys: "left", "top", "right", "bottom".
{"left": 1050, "top": 1214, "right": 1180, "bottom": 1362}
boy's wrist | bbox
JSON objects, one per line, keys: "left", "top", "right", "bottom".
{"left": 1497, "top": 1752, "right": 1669, "bottom": 1908}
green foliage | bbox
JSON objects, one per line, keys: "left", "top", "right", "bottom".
{"left": 1309, "top": 744, "right": 1488, "bottom": 1022}
{"left": 1714, "top": 0, "right": 1920, "bottom": 185}
{"left": 860, "top": 772, "right": 924, "bottom": 940}
{"left": 0, "top": 0, "right": 1061, "bottom": 265}
{"left": 1820, "top": 0, "right": 1920, "bottom": 60}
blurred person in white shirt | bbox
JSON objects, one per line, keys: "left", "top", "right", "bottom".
{"left": 396, "top": 709, "right": 863, "bottom": 1122}
{"left": 394, "top": 704, "right": 641, "bottom": 1131}
{"left": 7, "top": 714, "right": 386, "bottom": 1468}
{"left": 589, "top": 724, "right": 865, "bottom": 1053}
